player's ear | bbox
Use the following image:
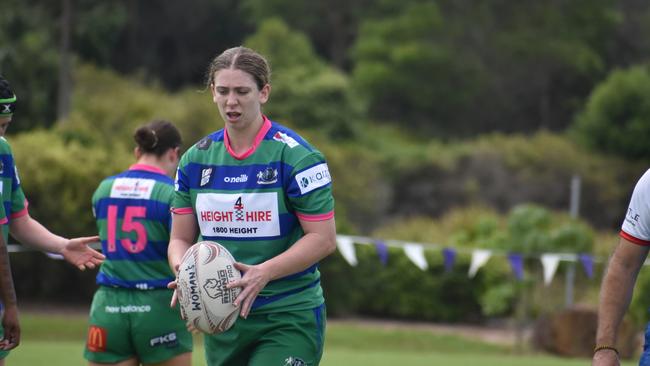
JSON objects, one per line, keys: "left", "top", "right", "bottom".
{"left": 210, "top": 82, "right": 218, "bottom": 103}
{"left": 170, "top": 147, "right": 181, "bottom": 163}
{"left": 259, "top": 84, "right": 270, "bottom": 104}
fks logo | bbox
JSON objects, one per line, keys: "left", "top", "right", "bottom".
{"left": 283, "top": 357, "right": 306, "bottom": 366}
{"left": 150, "top": 332, "right": 178, "bottom": 348}
{"left": 257, "top": 167, "right": 278, "bottom": 185}
{"left": 200, "top": 168, "right": 213, "bottom": 187}
{"left": 87, "top": 326, "right": 107, "bottom": 352}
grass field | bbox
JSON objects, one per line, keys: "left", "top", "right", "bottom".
{"left": 5, "top": 312, "right": 636, "bottom": 365}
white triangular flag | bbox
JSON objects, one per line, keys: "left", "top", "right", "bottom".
{"left": 541, "top": 254, "right": 561, "bottom": 286}
{"left": 468, "top": 249, "right": 492, "bottom": 278}
{"left": 336, "top": 236, "right": 358, "bottom": 266}
{"left": 403, "top": 244, "right": 428, "bottom": 271}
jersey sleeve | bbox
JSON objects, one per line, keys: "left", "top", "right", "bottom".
{"left": 286, "top": 151, "right": 334, "bottom": 221}
{"left": 8, "top": 152, "right": 27, "bottom": 219}
{"left": 171, "top": 153, "right": 194, "bottom": 215}
{"left": 621, "top": 169, "right": 650, "bottom": 245}
{"left": 0, "top": 192, "right": 7, "bottom": 225}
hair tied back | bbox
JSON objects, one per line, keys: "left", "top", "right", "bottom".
{"left": 150, "top": 128, "right": 159, "bottom": 149}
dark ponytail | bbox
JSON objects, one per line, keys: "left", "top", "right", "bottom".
{"left": 133, "top": 120, "right": 182, "bottom": 156}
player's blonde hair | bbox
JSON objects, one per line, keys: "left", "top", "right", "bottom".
{"left": 205, "top": 46, "right": 271, "bottom": 91}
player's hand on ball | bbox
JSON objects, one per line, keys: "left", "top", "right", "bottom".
{"left": 227, "top": 262, "right": 271, "bottom": 318}
{"left": 167, "top": 279, "right": 179, "bottom": 308}
{"left": 167, "top": 263, "right": 181, "bottom": 308}
{"left": 61, "top": 235, "right": 105, "bottom": 270}
{"left": 185, "top": 321, "right": 200, "bottom": 334}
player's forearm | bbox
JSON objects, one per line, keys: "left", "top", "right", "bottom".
{"left": 168, "top": 238, "right": 193, "bottom": 272}
{"left": 9, "top": 215, "right": 66, "bottom": 253}
{"left": 0, "top": 240, "right": 17, "bottom": 307}
{"left": 596, "top": 251, "right": 643, "bottom": 344}
{"left": 168, "top": 214, "right": 198, "bottom": 273}
{"left": 260, "top": 220, "right": 337, "bottom": 281}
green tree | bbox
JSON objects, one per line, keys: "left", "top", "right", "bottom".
{"left": 0, "top": 0, "right": 60, "bottom": 132}
{"left": 571, "top": 65, "right": 650, "bottom": 161}
{"left": 352, "top": 0, "right": 621, "bottom": 137}
{"left": 246, "top": 19, "right": 362, "bottom": 139}
{"left": 242, "top": 0, "right": 382, "bottom": 69}
{"left": 352, "top": 1, "right": 484, "bottom": 138}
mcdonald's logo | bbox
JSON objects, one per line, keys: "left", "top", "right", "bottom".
{"left": 86, "top": 325, "right": 107, "bottom": 352}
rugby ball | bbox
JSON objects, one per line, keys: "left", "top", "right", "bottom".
{"left": 176, "top": 241, "right": 241, "bottom": 334}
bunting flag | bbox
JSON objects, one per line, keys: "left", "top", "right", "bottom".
{"left": 403, "top": 244, "right": 428, "bottom": 271}
{"left": 374, "top": 240, "right": 389, "bottom": 266}
{"left": 579, "top": 254, "right": 594, "bottom": 278}
{"left": 468, "top": 249, "right": 492, "bottom": 278}
{"left": 323, "top": 235, "right": 603, "bottom": 284}
{"left": 507, "top": 253, "right": 524, "bottom": 281}
{"left": 336, "top": 236, "right": 358, "bottom": 266}
{"left": 30, "top": 234, "right": 610, "bottom": 286}
{"left": 443, "top": 247, "right": 456, "bottom": 273}
{"left": 540, "top": 254, "right": 561, "bottom": 286}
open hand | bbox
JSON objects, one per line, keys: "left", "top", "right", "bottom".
{"left": 61, "top": 235, "right": 104, "bottom": 271}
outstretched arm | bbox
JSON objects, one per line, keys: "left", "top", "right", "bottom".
{"left": 9, "top": 214, "right": 104, "bottom": 270}
{"left": 0, "top": 234, "right": 19, "bottom": 350}
{"left": 593, "top": 237, "right": 649, "bottom": 366}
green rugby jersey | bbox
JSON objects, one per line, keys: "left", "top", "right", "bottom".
{"left": 92, "top": 164, "right": 176, "bottom": 290}
{"left": 0, "top": 137, "right": 28, "bottom": 242}
{"left": 173, "top": 116, "right": 334, "bottom": 313}
{"left": 0, "top": 192, "right": 8, "bottom": 226}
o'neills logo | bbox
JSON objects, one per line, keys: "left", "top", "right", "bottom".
{"left": 224, "top": 174, "right": 248, "bottom": 183}
{"left": 87, "top": 325, "right": 107, "bottom": 352}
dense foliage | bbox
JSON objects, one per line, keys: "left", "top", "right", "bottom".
{"left": 572, "top": 65, "right": 650, "bottom": 161}
{"left": 2, "top": 0, "right": 650, "bottom": 324}
{"left": 3, "top": 0, "right": 650, "bottom": 138}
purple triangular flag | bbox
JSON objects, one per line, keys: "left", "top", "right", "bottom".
{"left": 508, "top": 253, "right": 524, "bottom": 281}
{"left": 374, "top": 240, "right": 389, "bottom": 266}
{"left": 579, "top": 254, "right": 594, "bottom": 278}
{"left": 443, "top": 247, "right": 456, "bottom": 273}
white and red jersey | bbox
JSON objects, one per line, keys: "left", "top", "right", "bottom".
{"left": 621, "top": 169, "right": 650, "bottom": 245}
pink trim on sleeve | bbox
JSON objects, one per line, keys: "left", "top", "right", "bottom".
{"left": 171, "top": 207, "right": 194, "bottom": 215}
{"left": 296, "top": 211, "right": 334, "bottom": 222}
{"left": 224, "top": 116, "right": 272, "bottom": 160}
{"left": 620, "top": 230, "right": 650, "bottom": 246}
{"left": 10, "top": 200, "right": 29, "bottom": 219}
{"left": 0, "top": 217, "right": 8, "bottom": 225}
